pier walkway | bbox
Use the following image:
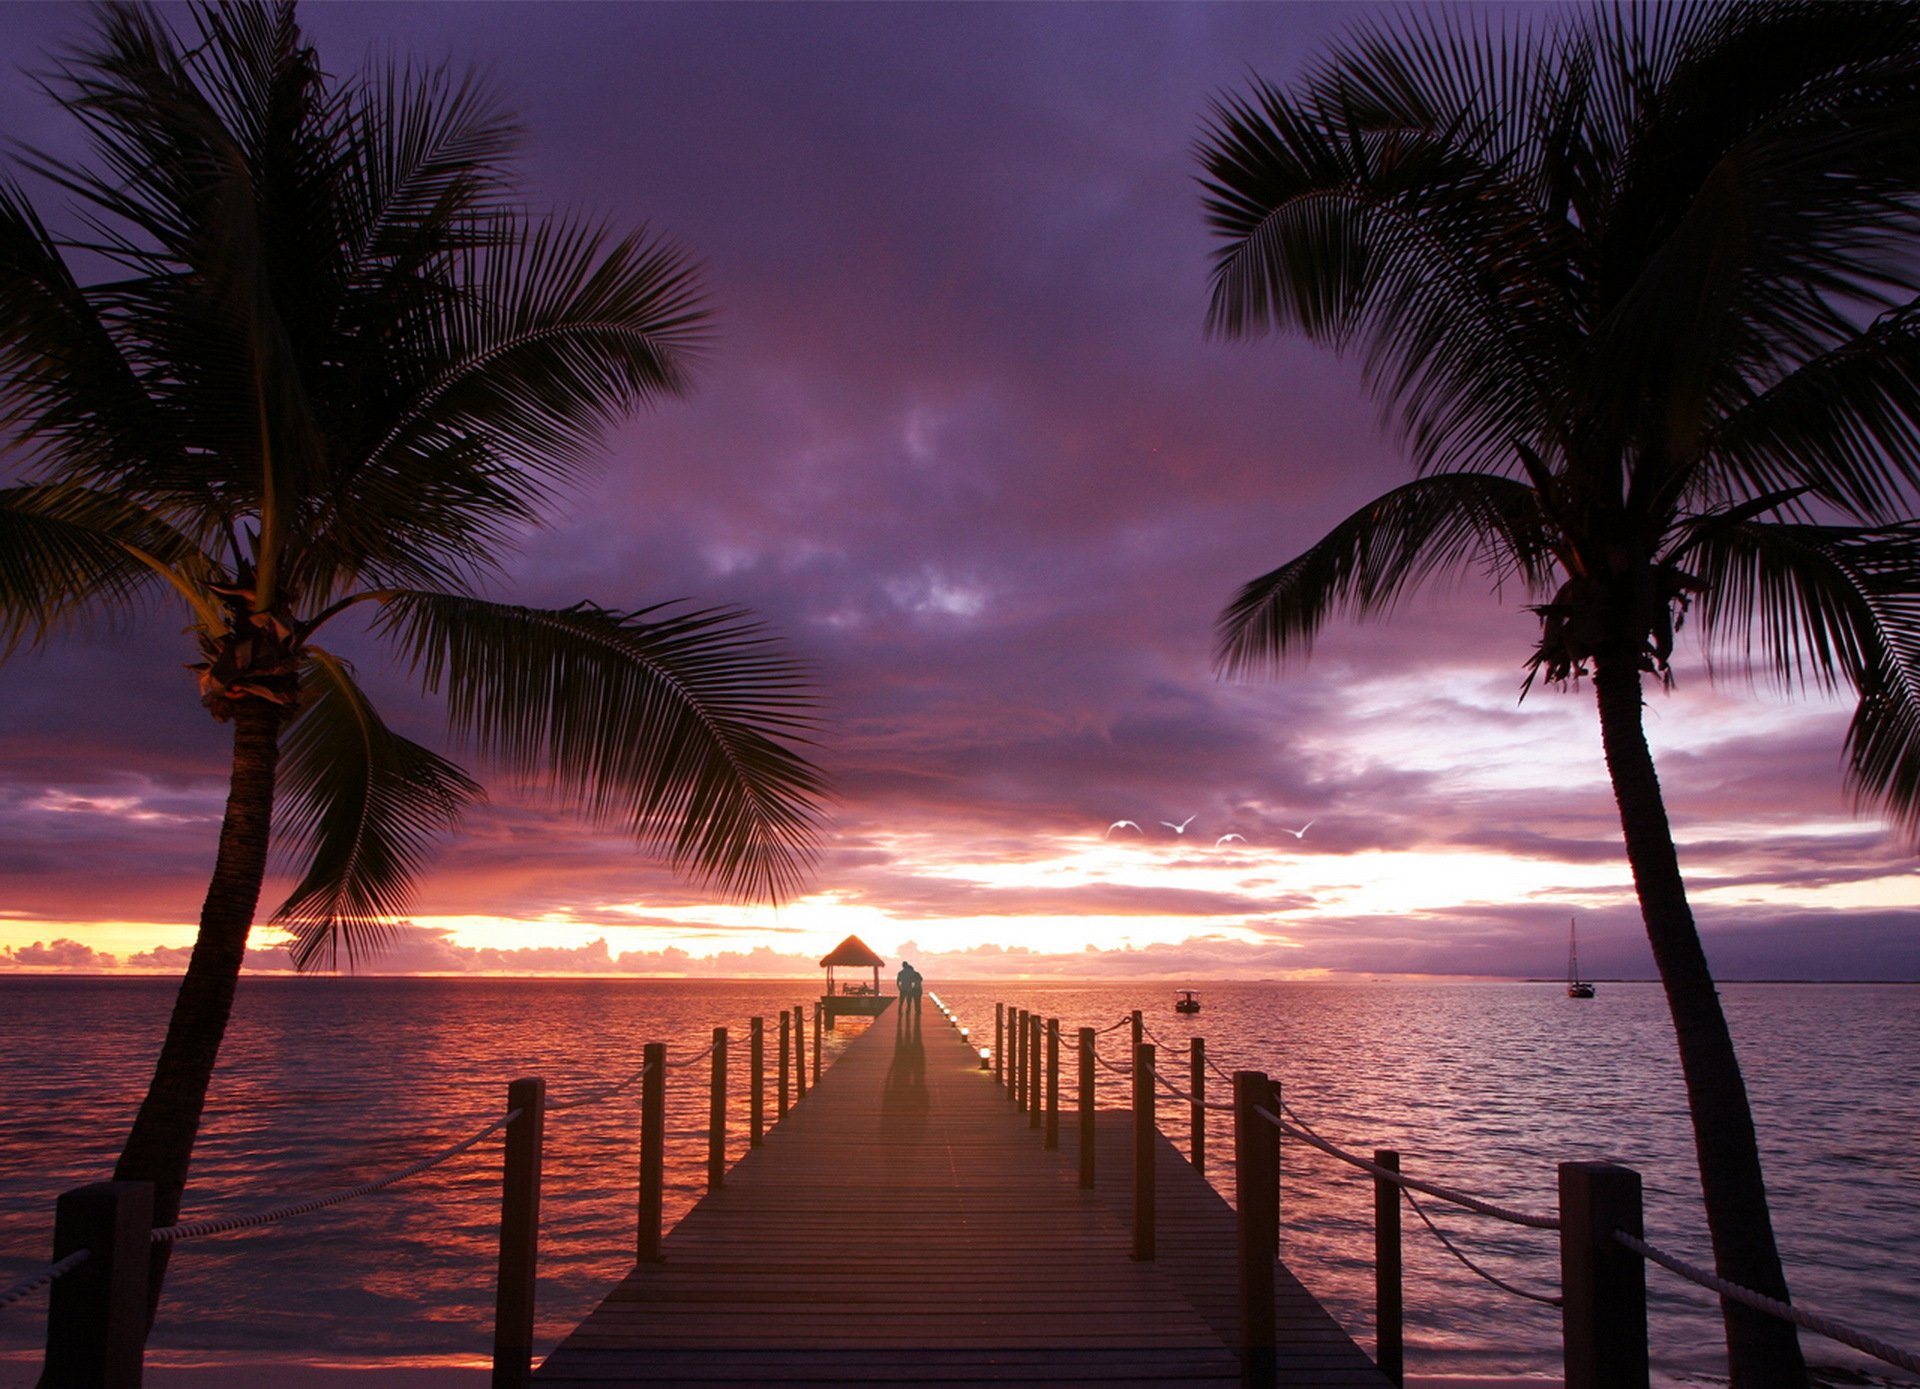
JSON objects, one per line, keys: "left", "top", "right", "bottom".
{"left": 535, "top": 1013, "right": 1388, "bottom": 1387}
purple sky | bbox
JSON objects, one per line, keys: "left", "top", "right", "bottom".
{"left": 1, "top": 1, "right": 1915, "bottom": 982}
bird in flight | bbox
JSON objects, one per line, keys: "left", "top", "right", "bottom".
{"left": 1282, "top": 819, "right": 1315, "bottom": 839}
{"left": 1161, "top": 815, "right": 1196, "bottom": 835}
{"left": 1105, "top": 820, "right": 1142, "bottom": 837}
{"left": 1215, "top": 833, "right": 1246, "bottom": 847}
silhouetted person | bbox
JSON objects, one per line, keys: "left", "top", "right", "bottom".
{"left": 895, "top": 960, "right": 923, "bottom": 1033}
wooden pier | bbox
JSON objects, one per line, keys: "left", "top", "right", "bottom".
{"left": 535, "top": 1012, "right": 1390, "bottom": 1387}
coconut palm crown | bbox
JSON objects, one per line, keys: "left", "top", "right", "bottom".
{"left": 0, "top": 0, "right": 825, "bottom": 1311}
{"left": 1199, "top": 5, "right": 1920, "bottom": 1386}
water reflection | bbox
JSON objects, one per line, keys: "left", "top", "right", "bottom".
{"left": 1, "top": 978, "right": 1915, "bottom": 1387}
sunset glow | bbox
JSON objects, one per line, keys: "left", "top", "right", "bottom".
{"left": 1, "top": 1, "right": 1916, "bottom": 987}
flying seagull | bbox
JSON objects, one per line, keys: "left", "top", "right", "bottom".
{"left": 1105, "top": 820, "right": 1142, "bottom": 837}
{"left": 1215, "top": 833, "right": 1246, "bottom": 847}
{"left": 1282, "top": 820, "right": 1315, "bottom": 840}
{"left": 1160, "top": 815, "right": 1196, "bottom": 835}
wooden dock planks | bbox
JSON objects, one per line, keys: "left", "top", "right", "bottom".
{"left": 535, "top": 1011, "right": 1388, "bottom": 1387}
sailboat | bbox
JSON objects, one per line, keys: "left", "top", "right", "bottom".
{"left": 1566, "top": 918, "right": 1595, "bottom": 998}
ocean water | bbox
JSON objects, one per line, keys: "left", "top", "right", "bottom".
{"left": 0, "top": 976, "right": 1915, "bottom": 1386}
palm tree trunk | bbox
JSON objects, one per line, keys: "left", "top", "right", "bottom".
{"left": 1591, "top": 655, "right": 1807, "bottom": 1389}
{"left": 112, "top": 700, "right": 283, "bottom": 1319}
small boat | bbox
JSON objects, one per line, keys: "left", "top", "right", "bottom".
{"left": 1567, "top": 918, "right": 1595, "bottom": 998}
{"left": 1174, "top": 990, "right": 1201, "bottom": 1014}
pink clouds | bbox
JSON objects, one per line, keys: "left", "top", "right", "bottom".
{"left": 2, "top": 939, "right": 118, "bottom": 970}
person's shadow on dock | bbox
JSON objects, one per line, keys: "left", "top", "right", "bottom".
{"left": 881, "top": 1030, "right": 927, "bottom": 1146}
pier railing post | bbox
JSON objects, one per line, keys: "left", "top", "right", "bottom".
{"left": 1078, "top": 1026, "right": 1096, "bottom": 1189}
{"left": 996, "top": 1003, "right": 1005, "bottom": 1088}
{"left": 812, "top": 1005, "right": 822, "bottom": 1084}
{"left": 1271, "top": 1077, "right": 1283, "bottom": 1254}
{"left": 1045, "top": 1017, "right": 1060, "bottom": 1150}
{"left": 778, "top": 1011, "right": 790, "bottom": 1117}
{"left": 749, "top": 1016, "right": 764, "bottom": 1147}
{"left": 708, "top": 1026, "right": 728, "bottom": 1191}
{"left": 1374, "top": 1149, "right": 1404, "bottom": 1386}
{"left": 492, "top": 1076, "right": 545, "bottom": 1389}
{"left": 1132, "top": 1041, "right": 1155, "bottom": 1261}
{"left": 1029, "top": 1014, "right": 1043, "bottom": 1131}
{"left": 1559, "top": 1161, "right": 1648, "bottom": 1389}
{"left": 637, "top": 1043, "right": 666, "bottom": 1263}
{"left": 1191, "top": 1037, "right": 1206, "bottom": 1173}
{"left": 794, "top": 1005, "right": 807, "bottom": 1099}
{"left": 1235, "top": 1070, "right": 1278, "bottom": 1388}
{"left": 1130, "top": 1008, "right": 1143, "bottom": 1055}
{"left": 44, "top": 1180, "right": 152, "bottom": 1389}
{"left": 1014, "top": 1008, "right": 1027, "bottom": 1108}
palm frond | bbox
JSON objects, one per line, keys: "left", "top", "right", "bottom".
{"left": 0, "top": 484, "right": 209, "bottom": 651}
{"left": 376, "top": 592, "right": 826, "bottom": 903}
{"left": 0, "top": 174, "right": 179, "bottom": 496}
{"left": 271, "top": 647, "right": 482, "bottom": 971}
{"left": 1198, "top": 22, "right": 1578, "bottom": 476}
{"left": 1215, "top": 472, "right": 1552, "bottom": 676}
{"left": 1587, "top": 3, "right": 1920, "bottom": 467}
{"left": 1683, "top": 518, "right": 1920, "bottom": 833}
{"left": 1698, "top": 300, "right": 1920, "bottom": 522}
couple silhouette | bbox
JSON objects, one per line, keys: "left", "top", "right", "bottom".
{"left": 895, "top": 960, "right": 923, "bottom": 1033}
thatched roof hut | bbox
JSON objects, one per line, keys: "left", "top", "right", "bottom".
{"left": 819, "top": 934, "right": 886, "bottom": 1010}
{"left": 819, "top": 934, "right": 886, "bottom": 969}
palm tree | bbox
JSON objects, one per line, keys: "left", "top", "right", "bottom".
{"left": 1197, "top": 5, "right": 1920, "bottom": 1386}
{"left": 0, "top": 1, "right": 825, "bottom": 1313}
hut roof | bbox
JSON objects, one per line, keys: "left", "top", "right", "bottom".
{"left": 819, "top": 934, "right": 886, "bottom": 968}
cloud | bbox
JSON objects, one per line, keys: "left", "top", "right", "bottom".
{"left": 0, "top": 1, "right": 1911, "bottom": 985}
{"left": 3, "top": 938, "right": 118, "bottom": 970}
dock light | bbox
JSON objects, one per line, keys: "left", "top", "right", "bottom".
{"left": 961, "top": 1027, "right": 970, "bottom": 1040}
{"left": 979, "top": 1046, "right": 992, "bottom": 1070}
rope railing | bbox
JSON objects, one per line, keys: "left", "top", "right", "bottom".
{"left": 1088, "top": 1047, "right": 1132, "bottom": 1077}
{"left": 1402, "top": 1188, "right": 1560, "bottom": 1307}
{"left": 1615, "top": 1230, "right": 1920, "bottom": 1377}
{"left": 0, "top": 1249, "right": 90, "bottom": 1312}
{"left": 1139, "top": 1056, "right": 1233, "bottom": 1112}
{"left": 1253, "top": 1102, "right": 1560, "bottom": 1231}
{"left": 666, "top": 1042, "right": 717, "bottom": 1069}
{"left": 547, "top": 1056, "right": 657, "bottom": 1112}
{"left": 156, "top": 1106, "right": 520, "bottom": 1244}
{"left": 1015, "top": 998, "right": 1920, "bottom": 1384}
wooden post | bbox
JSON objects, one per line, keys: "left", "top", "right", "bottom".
{"left": 1132, "top": 1042, "right": 1155, "bottom": 1260}
{"left": 1374, "top": 1149, "right": 1404, "bottom": 1387}
{"left": 1045, "top": 1017, "right": 1060, "bottom": 1150}
{"left": 749, "top": 1017, "right": 765, "bottom": 1147}
{"left": 1077, "top": 1026, "right": 1096, "bottom": 1189}
{"left": 1559, "top": 1162, "right": 1648, "bottom": 1389}
{"left": 778, "top": 1011, "right": 791, "bottom": 1117}
{"left": 794, "top": 1004, "right": 807, "bottom": 1099}
{"left": 812, "top": 1005, "right": 822, "bottom": 1084}
{"left": 995, "top": 1003, "right": 1005, "bottom": 1087}
{"left": 1272, "top": 1077, "right": 1283, "bottom": 1254}
{"left": 492, "top": 1076, "right": 545, "bottom": 1389}
{"left": 1235, "top": 1071, "right": 1279, "bottom": 1388}
{"left": 1191, "top": 1037, "right": 1206, "bottom": 1173}
{"left": 637, "top": 1043, "right": 665, "bottom": 1262}
{"left": 1130, "top": 1008, "right": 1143, "bottom": 1055}
{"left": 1014, "top": 1008, "right": 1027, "bottom": 1108}
{"left": 1029, "top": 1013, "right": 1043, "bottom": 1130}
{"left": 44, "top": 1180, "right": 153, "bottom": 1389}
{"left": 707, "top": 1026, "right": 728, "bottom": 1191}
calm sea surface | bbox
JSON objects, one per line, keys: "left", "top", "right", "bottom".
{"left": 1, "top": 977, "right": 1916, "bottom": 1386}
